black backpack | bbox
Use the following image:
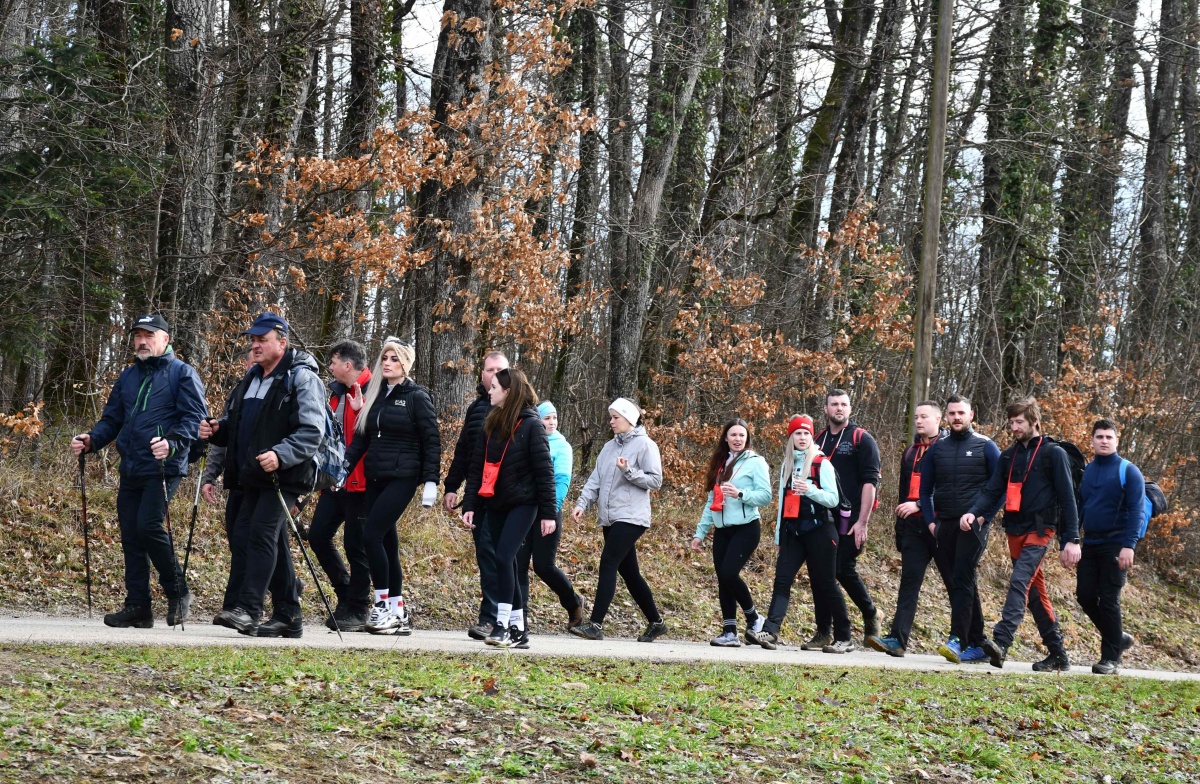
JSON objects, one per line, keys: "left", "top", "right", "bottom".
{"left": 1040, "top": 436, "right": 1087, "bottom": 505}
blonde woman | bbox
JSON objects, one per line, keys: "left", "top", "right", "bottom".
{"left": 756, "top": 415, "right": 856, "bottom": 653}
{"left": 343, "top": 338, "right": 441, "bottom": 634}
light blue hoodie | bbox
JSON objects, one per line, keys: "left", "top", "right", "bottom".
{"left": 693, "top": 450, "right": 773, "bottom": 540}
{"left": 538, "top": 401, "right": 573, "bottom": 511}
{"left": 773, "top": 448, "right": 839, "bottom": 544}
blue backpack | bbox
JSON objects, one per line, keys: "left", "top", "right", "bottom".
{"left": 1118, "top": 460, "right": 1168, "bottom": 541}
{"left": 284, "top": 366, "right": 348, "bottom": 492}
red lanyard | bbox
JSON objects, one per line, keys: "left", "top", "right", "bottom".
{"left": 1007, "top": 438, "right": 1042, "bottom": 486}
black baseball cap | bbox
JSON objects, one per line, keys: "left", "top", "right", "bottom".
{"left": 242, "top": 312, "right": 290, "bottom": 336}
{"left": 131, "top": 314, "right": 169, "bottom": 333}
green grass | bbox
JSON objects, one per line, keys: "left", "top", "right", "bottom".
{"left": 1, "top": 644, "right": 1197, "bottom": 782}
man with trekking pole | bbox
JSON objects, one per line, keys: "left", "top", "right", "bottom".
{"left": 200, "top": 312, "right": 326, "bottom": 638}
{"left": 71, "top": 314, "right": 207, "bottom": 629}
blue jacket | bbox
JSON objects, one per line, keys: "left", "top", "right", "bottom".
{"left": 87, "top": 349, "right": 207, "bottom": 478}
{"left": 773, "top": 449, "right": 839, "bottom": 545}
{"left": 546, "top": 429, "right": 573, "bottom": 512}
{"left": 694, "top": 451, "right": 772, "bottom": 540}
{"left": 1080, "top": 452, "right": 1145, "bottom": 550}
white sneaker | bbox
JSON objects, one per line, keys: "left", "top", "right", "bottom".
{"left": 395, "top": 606, "right": 412, "bottom": 636}
{"left": 367, "top": 601, "right": 400, "bottom": 634}
{"left": 744, "top": 616, "right": 766, "bottom": 645}
{"left": 822, "top": 639, "right": 859, "bottom": 654}
{"left": 710, "top": 630, "right": 742, "bottom": 647}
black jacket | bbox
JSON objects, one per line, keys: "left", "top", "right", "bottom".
{"left": 919, "top": 426, "right": 999, "bottom": 524}
{"left": 210, "top": 349, "right": 326, "bottom": 494}
{"left": 444, "top": 384, "right": 490, "bottom": 494}
{"left": 895, "top": 429, "right": 946, "bottom": 533}
{"left": 816, "top": 421, "right": 881, "bottom": 518}
{"left": 462, "top": 406, "right": 557, "bottom": 521}
{"left": 344, "top": 378, "right": 441, "bottom": 484}
{"left": 968, "top": 435, "right": 1080, "bottom": 543}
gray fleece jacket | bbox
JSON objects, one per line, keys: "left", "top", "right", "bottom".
{"left": 574, "top": 425, "right": 662, "bottom": 528}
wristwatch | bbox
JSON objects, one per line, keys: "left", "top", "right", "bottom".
{"left": 737, "top": 491, "right": 744, "bottom": 499}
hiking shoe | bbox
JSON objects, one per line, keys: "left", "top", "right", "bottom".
{"left": 863, "top": 609, "right": 881, "bottom": 647}
{"left": 870, "top": 636, "right": 905, "bottom": 657}
{"left": 801, "top": 632, "right": 832, "bottom": 651}
{"left": 637, "top": 620, "right": 668, "bottom": 643}
{"left": 167, "top": 590, "right": 192, "bottom": 627}
{"left": 744, "top": 616, "right": 766, "bottom": 646}
{"left": 467, "top": 623, "right": 490, "bottom": 641}
{"left": 709, "top": 630, "right": 742, "bottom": 647}
{"left": 1120, "top": 632, "right": 1135, "bottom": 655}
{"left": 568, "top": 621, "right": 604, "bottom": 640}
{"left": 256, "top": 615, "right": 303, "bottom": 639}
{"left": 1032, "top": 650, "right": 1070, "bottom": 673}
{"left": 509, "top": 626, "right": 530, "bottom": 649}
{"left": 982, "top": 639, "right": 1007, "bottom": 669}
{"left": 1092, "top": 659, "right": 1120, "bottom": 675}
{"left": 822, "top": 639, "right": 859, "bottom": 654}
{"left": 484, "top": 623, "right": 512, "bottom": 647}
{"left": 366, "top": 601, "right": 398, "bottom": 633}
{"left": 960, "top": 645, "right": 988, "bottom": 663}
{"left": 938, "top": 636, "right": 963, "bottom": 664}
{"left": 103, "top": 605, "right": 153, "bottom": 629}
{"left": 567, "top": 595, "right": 585, "bottom": 629}
{"left": 327, "top": 605, "right": 369, "bottom": 633}
{"left": 758, "top": 631, "right": 779, "bottom": 650}
{"left": 216, "top": 607, "right": 258, "bottom": 634}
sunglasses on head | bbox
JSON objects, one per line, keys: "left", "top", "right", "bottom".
{"left": 384, "top": 336, "right": 413, "bottom": 348}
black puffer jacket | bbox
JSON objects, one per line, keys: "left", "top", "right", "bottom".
{"left": 344, "top": 378, "right": 441, "bottom": 484}
{"left": 462, "top": 406, "right": 557, "bottom": 521}
{"left": 922, "top": 427, "right": 997, "bottom": 523}
{"left": 444, "top": 384, "right": 490, "bottom": 493}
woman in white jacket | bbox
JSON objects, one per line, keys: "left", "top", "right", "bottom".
{"left": 570, "top": 398, "right": 667, "bottom": 642}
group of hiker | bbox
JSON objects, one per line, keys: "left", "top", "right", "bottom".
{"left": 72, "top": 313, "right": 1159, "bottom": 674}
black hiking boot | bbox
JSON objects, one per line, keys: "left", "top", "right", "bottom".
{"left": 104, "top": 605, "right": 153, "bottom": 629}
{"left": 256, "top": 614, "right": 304, "bottom": 639}
{"left": 982, "top": 639, "right": 1007, "bottom": 669}
{"left": 1032, "top": 650, "right": 1070, "bottom": 673}
{"left": 215, "top": 607, "right": 258, "bottom": 635}
{"left": 167, "top": 589, "right": 192, "bottom": 627}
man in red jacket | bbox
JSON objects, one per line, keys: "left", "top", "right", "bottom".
{"left": 308, "top": 339, "right": 373, "bottom": 631}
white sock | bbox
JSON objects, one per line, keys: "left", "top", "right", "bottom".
{"left": 388, "top": 595, "right": 403, "bottom": 614}
{"left": 374, "top": 589, "right": 388, "bottom": 605}
{"left": 496, "top": 602, "right": 512, "bottom": 628}
{"left": 510, "top": 609, "right": 524, "bottom": 631}
{"left": 752, "top": 615, "right": 765, "bottom": 633}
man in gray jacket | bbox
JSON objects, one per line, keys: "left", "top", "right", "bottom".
{"left": 570, "top": 397, "right": 667, "bottom": 642}
{"left": 200, "top": 313, "right": 326, "bottom": 638}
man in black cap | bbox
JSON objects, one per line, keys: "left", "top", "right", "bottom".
{"left": 72, "top": 314, "right": 208, "bottom": 628}
{"left": 201, "top": 312, "right": 326, "bottom": 637}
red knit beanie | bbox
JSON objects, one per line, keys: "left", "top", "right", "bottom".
{"left": 787, "top": 415, "right": 814, "bottom": 437}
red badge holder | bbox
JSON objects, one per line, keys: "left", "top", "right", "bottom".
{"left": 783, "top": 489, "right": 801, "bottom": 519}
{"left": 479, "top": 421, "right": 522, "bottom": 498}
{"left": 908, "top": 471, "right": 922, "bottom": 502}
{"left": 710, "top": 483, "right": 725, "bottom": 512}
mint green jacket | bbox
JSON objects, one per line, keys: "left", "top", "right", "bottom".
{"left": 693, "top": 451, "right": 773, "bottom": 540}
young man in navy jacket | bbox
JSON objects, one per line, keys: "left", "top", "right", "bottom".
{"left": 1077, "top": 419, "right": 1143, "bottom": 674}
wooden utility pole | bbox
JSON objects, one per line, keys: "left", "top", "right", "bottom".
{"left": 911, "top": 0, "right": 954, "bottom": 438}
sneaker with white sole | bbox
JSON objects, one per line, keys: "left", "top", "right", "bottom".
{"left": 801, "top": 632, "right": 832, "bottom": 651}
{"left": 709, "top": 630, "right": 742, "bottom": 647}
{"left": 395, "top": 607, "right": 413, "bottom": 636}
{"left": 822, "top": 639, "right": 859, "bottom": 654}
{"left": 366, "top": 601, "right": 401, "bottom": 634}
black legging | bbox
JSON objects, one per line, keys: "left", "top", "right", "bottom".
{"left": 712, "top": 520, "right": 761, "bottom": 622}
{"left": 488, "top": 504, "right": 539, "bottom": 617}
{"left": 364, "top": 477, "right": 419, "bottom": 598}
{"left": 764, "top": 519, "right": 850, "bottom": 641}
{"left": 517, "top": 510, "right": 579, "bottom": 617}
{"left": 591, "top": 521, "right": 661, "bottom": 625}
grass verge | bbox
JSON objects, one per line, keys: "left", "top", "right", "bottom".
{"left": 2, "top": 644, "right": 1198, "bottom": 782}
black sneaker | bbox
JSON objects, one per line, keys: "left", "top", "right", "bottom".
{"left": 104, "top": 605, "right": 153, "bottom": 629}
{"left": 467, "top": 623, "right": 490, "bottom": 641}
{"left": 509, "top": 625, "right": 530, "bottom": 649}
{"left": 484, "top": 623, "right": 512, "bottom": 647}
{"left": 167, "top": 590, "right": 192, "bottom": 627}
{"left": 982, "top": 639, "right": 1007, "bottom": 669}
{"left": 213, "top": 608, "right": 235, "bottom": 628}
{"left": 637, "top": 620, "right": 668, "bottom": 643}
{"left": 1092, "top": 659, "right": 1120, "bottom": 675}
{"left": 568, "top": 621, "right": 604, "bottom": 640}
{"left": 216, "top": 607, "right": 258, "bottom": 635}
{"left": 333, "top": 606, "right": 370, "bottom": 632}
{"left": 1121, "top": 632, "right": 1135, "bottom": 655}
{"left": 256, "top": 615, "right": 304, "bottom": 639}
{"left": 1032, "top": 650, "right": 1070, "bottom": 673}
{"left": 801, "top": 632, "right": 831, "bottom": 651}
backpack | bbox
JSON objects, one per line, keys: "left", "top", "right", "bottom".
{"left": 816, "top": 424, "right": 881, "bottom": 512}
{"left": 285, "top": 366, "right": 348, "bottom": 492}
{"left": 1118, "top": 459, "right": 1169, "bottom": 541}
{"left": 810, "top": 454, "right": 854, "bottom": 530}
{"left": 1039, "top": 436, "right": 1087, "bottom": 504}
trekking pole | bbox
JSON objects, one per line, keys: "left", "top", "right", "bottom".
{"left": 157, "top": 443, "right": 185, "bottom": 631}
{"left": 76, "top": 447, "right": 93, "bottom": 617}
{"left": 181, "top": 448, "right": 207, "bottom": 583}
{"left": 272, "top": 472, "right": 342, "bottom": 643}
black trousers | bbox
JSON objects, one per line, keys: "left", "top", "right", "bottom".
{"left": 221, "top": 489, "right": 244, "bottom": 611}
{"left": 232, "top": 487, "right": 301, "bottom": 620}
{"left": 115, "top": 474, "right": 183, "bottom": 608}
{"left": 487, "top": 504, "right": 539, "bottom": 617}
{"left": 364, "top": 477, "right": 418, "bottom": 598}
{"left": 517, "top": 510, "right": 579, "bottom": 619}
{"left": 1076, "top": 541, "right": 1129, "bottom": 661}
{"left": 889, "top": 518, "right": 952, "bottom": 648}
{"left": 764, "top": 519, "right": 850, "bottom": 641}
{"left": 591, "top": 521, "right": 660, "bottom": 625}
{"left": 712, "top": 520, "right": 761, "bottom": 623}
{"left": 309, "top": 489, "right": 370, "bottom": 608}
{"left": 933, "top": 516, "right": 989, "bottom": 646}
{"left": 472, "top": 509, "right": 498, "bottom": 626}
